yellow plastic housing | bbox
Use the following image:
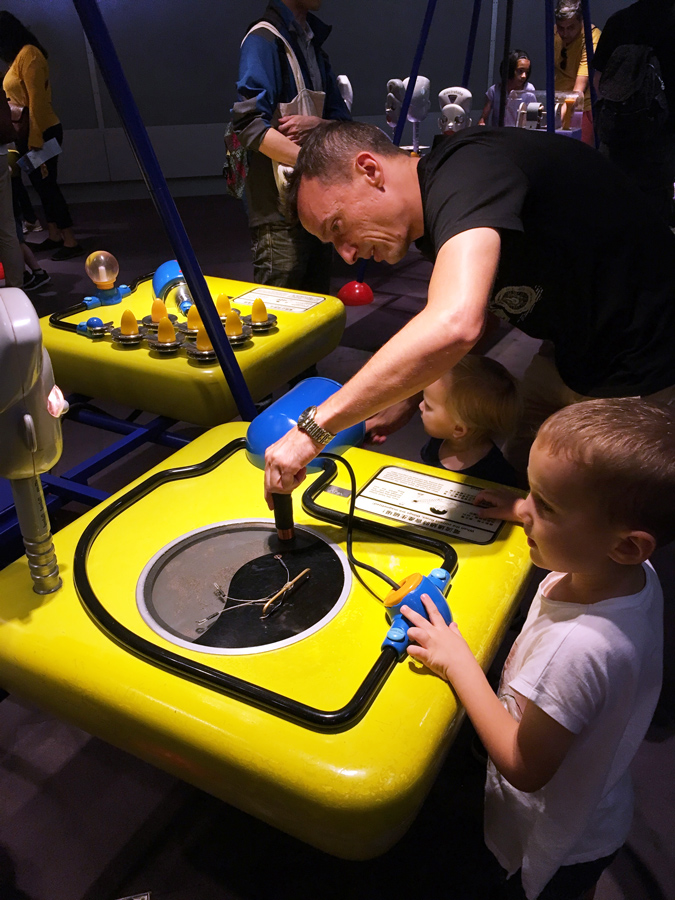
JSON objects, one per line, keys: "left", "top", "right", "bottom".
{"left": 195, "top": 325, "right": 213, "bottom": 352}
{"left": 251, "top": 297, "right": 268, "bottom": 323}
{"left": 225, "top": 309, "right": 243, "bottom": 336}
{"left": 157, "top": 316, "right": 176, "bottom": 343}
{"left": 151, "top": 298, "right": 168, "bottom": 323}
{"left": 42, "top": 276, "right": 345, "bottom": 426}
{"left": 120, "top": 309, "right": 139, "bottom": 336}
{"left": 186, "top": 304, "right": 202, "bottom": 330}
{"left": 215, "top": 293, "right": 231, "bottom": 316}
{"left": 0, "top": 424, "right": 531, "bottom": 859}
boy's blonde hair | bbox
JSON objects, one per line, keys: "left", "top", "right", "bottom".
{"left": 537, "top": 398, "right": 675, "bottom": 547}
{"left": 441, "top": 355, "right": 521, "bottom": 441}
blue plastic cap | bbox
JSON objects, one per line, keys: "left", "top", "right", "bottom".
{"left": 152, "top": 259, "right": 184, "bottom": 300}
{"left": 87, "top": 317, "right": 104, "bottom": 327}
{"left": 245, "top": 377, "right": 366, "bottom": 471}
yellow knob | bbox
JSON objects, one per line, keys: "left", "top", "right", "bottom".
{"left": 120, "top": 309, "right": 139, "bottom": 336}
{"left": 186, "top": 304, "right": 202, "bottom": 329}
{"left": 251, "top": 297, "right": 268, "bottom": 324}
{"left": 151, "top": 298, "right": 168, "bottom": 323}
{"left": 216, "top": 293, "right": 232, "bottom": 316}
{"left": 225, "top": 309, "right": 243, "bottom": 337}
{"left": 157, "top": 316, "right": 176, "bottom": 343}
{"left": 195, "top": 324, "right": 213, "bottom": 352}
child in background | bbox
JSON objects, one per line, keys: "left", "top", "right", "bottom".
{"left": 419, "top": 355, "right": 520, "bottom": 487}
{"left": 403, "top": 398, "right": 672, "bottom": 900}
{"left": 479, "top": 50, "right": 536, "bottom": 127}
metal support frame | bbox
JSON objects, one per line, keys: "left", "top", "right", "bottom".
{"left": 0, "top": 399, "right": 191, "bottom": 556}
{"left": 71, "top": 0, "right": 257, "bottom": 423}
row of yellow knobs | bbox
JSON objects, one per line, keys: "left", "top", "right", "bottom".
{"left": 120, "top": 293, "right": 269, "bottom": 344}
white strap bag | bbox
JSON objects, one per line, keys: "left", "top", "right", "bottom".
{"left": 243, "top": 22, "right": 325, "bottom": 196}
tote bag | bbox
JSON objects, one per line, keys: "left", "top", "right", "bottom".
{"left": 243, "top": 22, "right": 325, "bottom": 197}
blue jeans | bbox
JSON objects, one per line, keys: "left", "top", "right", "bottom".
{"left": 250, "top": 221, "right": 333, "bottom": 294}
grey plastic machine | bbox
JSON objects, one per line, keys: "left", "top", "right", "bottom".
{"left": 0, "top": 287, "right": 67, "bottom": 593}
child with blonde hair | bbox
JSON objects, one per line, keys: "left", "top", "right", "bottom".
{"left": 404, "top": 398, "right": 673, "bottom": 899}
{"left": 419, "top": 354, "right": 520, "bottom": 487}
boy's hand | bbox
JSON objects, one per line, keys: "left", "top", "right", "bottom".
{"left": 402, "top": 593, "right": 478, "bottom": 685}
{"left": 473, "top": 487, "right": 523, "bottom": 522}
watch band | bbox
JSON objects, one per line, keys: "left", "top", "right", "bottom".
{"left": 296, "top": 405, "right": 335, "bottom": 445}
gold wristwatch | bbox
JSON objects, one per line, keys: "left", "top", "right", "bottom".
{"left": 296, "top": 406, "right": 334, "bottom": 445}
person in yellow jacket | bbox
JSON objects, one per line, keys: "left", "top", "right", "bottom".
{"left": 0, "top": 11, "right": 82, "bottom": 259}
{"left": 554, "top": 1, "right": 601, "bottom": 145}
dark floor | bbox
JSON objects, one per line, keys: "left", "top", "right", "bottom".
{"left": 1, "top": 185, "right": 674, "bottom": 900}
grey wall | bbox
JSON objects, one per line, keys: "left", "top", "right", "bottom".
{"left": 1, "top": 1, "right": 623, "bottom": 184}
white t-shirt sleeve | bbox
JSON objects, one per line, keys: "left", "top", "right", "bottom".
{"left": 508, "top": 623, "right": 611, "bottom": 734}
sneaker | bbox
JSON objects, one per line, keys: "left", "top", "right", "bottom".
{"left": 51, "top": 243, "right": 84, "bottom": 261}
{"left": 22, "top": 220, "right": 43, "bottom": 234}
{"left": 23, "top": 269, "right": 51, "bottom": 291}
{"left": 30, "top": 237, "right": 63, "bottom": 251}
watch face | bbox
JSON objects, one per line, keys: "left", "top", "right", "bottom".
{"left": 297, "top": 406, "right": 315, "bottom": 429}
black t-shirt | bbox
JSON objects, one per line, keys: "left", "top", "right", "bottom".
{"left": 416, "top": 127, "right": 675, "bottom": 396}
{"left": 421, "top": 438, "right": 519, "bottom": 488}
{"left": 593, "top": 2, "right": 675, "bottom": 135}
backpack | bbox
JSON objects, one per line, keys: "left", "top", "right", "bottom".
{"left": 595, "top": 44, "right": 669, "bottom": 147}
{"left": 223, "top": 121, "right": 247, "bottom": 200}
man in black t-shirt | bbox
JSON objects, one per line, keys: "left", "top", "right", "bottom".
{"left": 263, "top": 121, "right": 675, "bottom": 498}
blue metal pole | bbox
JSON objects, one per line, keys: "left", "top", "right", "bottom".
{"left": 462, "top": 0, "right": 483, "bottom": 88}
{"left": 498, "top": 0, "right": 515, "bottom": 127}
{"left": 354, "top": 0, "right": 439, "bottom": 283}
{"left": 392, "top": 0, "right": 439, "bottom": 146}
{"left": 545, "top": 0, "right": 556, "bottom": 132}
{"left": 580, "top": 0, "right": 598, "bottom": 146}
{"left": 71, "top": 0, "right": 258, "bottom": 422}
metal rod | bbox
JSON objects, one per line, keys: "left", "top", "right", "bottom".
{"left": 498, "top": 0, "right": 515, "bottom": 127}
{"left": 462, "top": 0, "right": 483, "bottom": 88}
{"left": 392, "top": 0, "right": 439, "bottom": 147}
{"left": 71, "top": 0, "right": 257, "bottom": 422}
{"left": 545, "top": 0, "right": 557, "bottom": 132}
{"left": 580, "top": 0, "right": 598, "bottom": 146}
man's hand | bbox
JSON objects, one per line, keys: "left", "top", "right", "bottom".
{"left": 365, "top": 395, "right": 421, "bottom": 445}
{"left": 403, "top": 593, "right": 480, "bottom": 686}
{"left": 278, "top": 115, "right": 325, "bottom": 145}
{"left": 263, "top": 427, "right": 323, "bottom": 509}
{"left": 473, "top": 487, "right": 524, "bottom": 522}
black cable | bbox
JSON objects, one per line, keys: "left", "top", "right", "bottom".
{"left": 306, "top": 454, "right": 458, "bottom": 580}
{"left": 320, "top": 452, "right": 399, "bottom": 591}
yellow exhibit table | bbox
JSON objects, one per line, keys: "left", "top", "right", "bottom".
{"left": 0, "top": 423, "right": 532, "bottom": 859}
{"left": 42, "top": 277, "right": 346, "bottom": 426}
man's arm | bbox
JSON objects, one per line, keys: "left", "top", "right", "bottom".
{"left": 404, "top": 594, "right": 576, "bottom": 792}
{"left": 264, "top": 227, "right": 501, "bottom": 501}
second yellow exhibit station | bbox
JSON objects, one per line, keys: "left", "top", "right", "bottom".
{"left": 43, "top": 274, "right": 346, "bottom": 426}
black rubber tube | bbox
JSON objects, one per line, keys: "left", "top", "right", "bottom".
{"left": 303, "top": 455, "right": 459, "bottom": 578}
{"left": 73, "top": 439, "right": 399, "bottom": 731}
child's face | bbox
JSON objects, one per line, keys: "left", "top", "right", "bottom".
{"left": 420, "top": 377, "right": 461, "bottom": 439}
{"left": 511, "top": 60, "right": 531, "bottom": 88}
{"left": 516, "top": 438, "right": 618, "bottom": 573}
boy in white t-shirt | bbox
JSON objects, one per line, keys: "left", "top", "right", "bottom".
{"left": 402, "top": 398, "right": 672, "bottom": 900}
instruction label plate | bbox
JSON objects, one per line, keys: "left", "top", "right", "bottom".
{"left": 356, "top": 466, "right": 502, "bottom": 545}
{"left": 234, "top": 287, "right": 325, "bottom": 313}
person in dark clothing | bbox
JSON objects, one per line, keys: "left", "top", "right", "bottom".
{"left": 419, "top": 355, "right": 519, "bottom": 488}
{"left": 593, "top": 0, "right": 675, "bottom": 224}
{"left": 232, "top": 0, "right": 350, "bottom": 293}
{"left": 262, "top": 121, "right": 675, "bottom": 500}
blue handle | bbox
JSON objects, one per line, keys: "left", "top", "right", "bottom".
{"left": 382, "top": 568, "right": 453, "bottom": 659}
